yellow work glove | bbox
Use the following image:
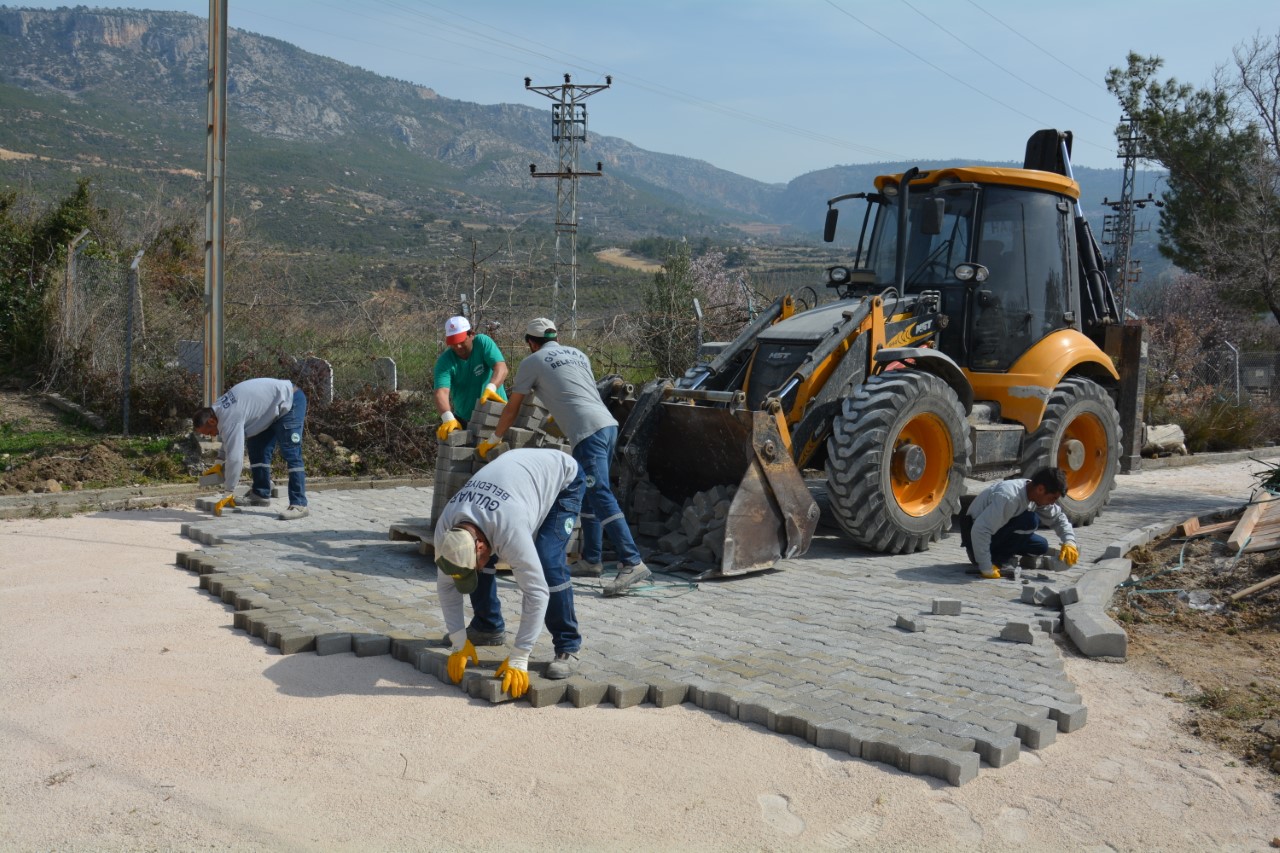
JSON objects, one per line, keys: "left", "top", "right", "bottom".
{"left": 495, "top": 653, "right": 530, "bottom": 699}
{"left": 212, "top": 494, "right": 236, "bottom": 517}
{"left": 480, "top": 383, "right": 504, "bottom": 405}
{"left": 437, "top": 413, "right": 461, "bottom": 441}
{"left": 202, "top": 463, "right": 223, "bottom": 477}
{"left": 980, "top": 565, "right": 1001, "bottom": 579}
{"left": 476, "top": 436, "right": 501, "bottom": 461}
{"left": 1059, "top": 543, "right": 1079, "bottom": 567}
{"left": 447, "top": 639, "right": 478, "bottom": 684}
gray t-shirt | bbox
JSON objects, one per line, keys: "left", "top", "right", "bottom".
{"left": 213, "top": 378, "right": 295, "bottom": 489}
{"left": 433, "top": 448, "right": 580, "bottom": 654}
{"left": 512, "top": 342, "right": 615, "bottom": 448}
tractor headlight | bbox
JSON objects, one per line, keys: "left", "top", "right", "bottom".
{"left": 827, "top": 266, "right": 851, "bottom": 286}
{"left": 954, "top": 263, "right": 989, "bottom": 283}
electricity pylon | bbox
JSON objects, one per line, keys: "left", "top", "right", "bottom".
{"left": 525, "top": 73, "right": 610, "bottom": 337}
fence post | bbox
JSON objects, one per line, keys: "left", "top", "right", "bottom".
{"left": 1222, "top": 341, "right": 1241, "bottom": 405}
{"left": 122, "top": 250, "right": 144, "bottom": 437}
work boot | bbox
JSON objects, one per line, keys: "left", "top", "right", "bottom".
{"left": 466, "top": 627, "right": 506, "bottom": 647}
{"left": 242, "top": 490, "right": 271, "bottom": 507}
{"left": 569, "top": 559, "right": 604, "bottom": 577}
{"left": 545, "top": 652, "right": 579, "bottom": 680}
{"left": 602, "top": 562, "right": 652, "bottom": 597}
{"left": 278, "top": 505, "right": 310, "bottom": 520}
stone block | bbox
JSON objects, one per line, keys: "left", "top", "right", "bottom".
{"left": 896, "top": 614, "right": 926, "bottom": 632}
{"left": 352, "top": 634, "right": 392, "bottom": 657}
{"left": 907, "top": 742, "right": 980, "bottom": 787}
{"left": 607, "top": 680, "right": 649, "bottom": 709}
{"left": 1063, "top": 603, "right": 1129, "bottom": 658}
{"left": 443, "top": 429, "right": 469, "bottom": 446}
{"left": 657, "top": 531, "right": 691, "bottom": 555}
{"left": 931, "top": 598, "right": 962, "bottom": 616}
{"left": 315, "top": 633, "right": 352, "bottom": 656}
{"left": 1000, "top": 621, "right": 1037, "bottom": 644}
{"left": 566, "top": 678, "right": 609, "bottom": 708}
{"left": 437, "top": 445, "right": 475, "bottom": 462}
{"left": 527, "top": 679, "right": 567, "bottom": 708}
{"left": 277, "top": 632, "right": 316, "bottom": 655}
{"left": 648, "top": 680, "right": 688, "bottom": 707}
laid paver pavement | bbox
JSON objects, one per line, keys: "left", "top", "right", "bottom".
{"left": 176, "top": 453, "right": 1277, "bottom": 786}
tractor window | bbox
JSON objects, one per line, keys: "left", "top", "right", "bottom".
{"left": 868, "top": 188, "right": 977, "bottom": 292}
{"left": 967, "top": 187, "right": 1073, "bottom": 370}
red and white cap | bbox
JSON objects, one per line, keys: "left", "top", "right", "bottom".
{"left": 444, "top": 315, "right": 471, "bottom": 345}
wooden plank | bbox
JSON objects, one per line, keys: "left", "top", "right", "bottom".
{"left": 1242, "top": 539, "right": 1280, "bottom": 554}
{"left": 1230, "top": 572, "right": 1280, "bottom": 601}
{"left": 1227, "top": 501, "right": 1269, "bottom": 551}
{"left": 1176, "top": 517, "right": 1201, "bottom": 537}
{"left": 1189, "top": 520, "right": 1238, "bottom": 536}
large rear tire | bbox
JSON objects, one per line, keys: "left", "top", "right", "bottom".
{"left": 1019, "top": 377, "right": 1121, "bottom": 526}
{"left": 825, "top": 371, "right": 971, "bottom": 554}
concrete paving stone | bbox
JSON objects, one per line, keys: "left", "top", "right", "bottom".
{"left": 566, "top": 678, "right": 609, "bottom": 708}
{"left": 351, "top": 634, "right": 392, "bottom": 657}
{"left": 861, "top": 732, "right": 912, "bottom": 772}
{"left": 315, "top": 633, "right": 353, "bottom": 656}
{"left": 908, "top": 741, "right": 981, "bottom": 787}
{"left": 232, "top": 608, "right": 267, "bottom": 632}
{"left": 606, "top": 680, "right": 648, "bottom": 709}
{"left": 277, "top": 631, "right": 316, "bottom": 654}
{"left": 526, "top": 678, "right": 568, "bottom": 708}
{"left": 648, "top": 680, "right": 689, "bottom": 707}
{"left": 931, "top": 598, "right": 963, "bottom": 616}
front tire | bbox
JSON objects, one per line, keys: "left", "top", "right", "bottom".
{"left": 825, "top": 371, "right": 971, "bottom": 554}
{"left": 1019, "top": 377, "right": 1121, "bottom": 526}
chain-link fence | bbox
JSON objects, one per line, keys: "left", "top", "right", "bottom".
{"left": 1198, "top": 344, "right": 1279, "bottom": 404}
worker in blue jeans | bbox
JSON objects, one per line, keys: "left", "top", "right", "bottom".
{"left": 195, "top": 377, "right": 309, "bottom": 521}
{"left": 961, "top": 467, "right": 1079, "bottom": 579}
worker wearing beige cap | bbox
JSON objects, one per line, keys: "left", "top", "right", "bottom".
{"left": 434, "top": 448, "right": 586, "bottom": 694}
{"left": 433, "top": 315, "right": 508, "bottom": 441}
{"left": 479, "top": 317, "right": 651, "bottom": 598}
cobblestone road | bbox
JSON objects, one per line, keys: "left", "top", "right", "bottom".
{"left": 177, "top": 457, "right": 1271, "bottom": 786}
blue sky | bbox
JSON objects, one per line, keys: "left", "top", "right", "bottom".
{"left": 15, "top": 1, "right": 1280, "bottom": 183}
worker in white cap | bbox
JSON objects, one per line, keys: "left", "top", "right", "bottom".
{"left": 478, "top": 317, "right": 651, "bottom": 599}
{"left": 433, "top": 315, "right": 507, "bottom": 441}
{"left": 434, "top": 448, "right": 586, "bottom": 694}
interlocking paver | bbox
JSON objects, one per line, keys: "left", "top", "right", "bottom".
{"left": 174, "top": 458, "right": 1269, "bottom": 785}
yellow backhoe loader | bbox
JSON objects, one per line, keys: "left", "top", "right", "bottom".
{"left": 605, "top": 130, "right": 1143, "bottom": 577}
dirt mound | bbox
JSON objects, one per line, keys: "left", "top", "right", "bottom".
{"left": 1116, "top": 516, "right": 1280, "bottom": 776}
{"left": 0, "top": 441, "right": 134, "bottom": 495}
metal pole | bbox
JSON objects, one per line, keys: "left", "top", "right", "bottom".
{"left": 203, "top": 0, "right": 228, "bottom": 406}
{"left": 122, "top": 250, "right": 144, "bottom": 437}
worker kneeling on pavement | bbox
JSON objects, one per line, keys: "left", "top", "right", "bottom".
{"left": 478, "top": 317, "right": 650, "bottom": 597}
{"left": 194, "top": 377, "right": 309, "bottom": 521}
{"left": 434, "top": 448, "right": 587, "bottom": 696}
{"left": 961, "top": 467, "right": 1079, "bottom": 579}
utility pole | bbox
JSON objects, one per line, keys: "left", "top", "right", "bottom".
{"left": 1100, "top": 114, "right": 1161, "bottom": 320}
{"left": 203, "top": 0, "right": 228, "bottom": 405}
{"left": 525, "top": 73, "right": 610, "bottom": 337}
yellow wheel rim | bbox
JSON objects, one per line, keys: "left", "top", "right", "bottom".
{"left": 1059, "top": 411, "right": 1107, "bottom": 500}
{"left": 891, "top": 412, "right": 953, "bottom": 517}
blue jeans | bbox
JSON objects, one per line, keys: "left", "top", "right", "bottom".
{"left": 573, "top": 426, "right": 642, "bottom": 567}
{"left": 469, "top": 465, "right": 586, "bottom": 655}
{"left": 961, "top": 509, "right": 1048, "bottom": 566}
{"left": 245, "top": 388, "right": 307, "bottom": 507}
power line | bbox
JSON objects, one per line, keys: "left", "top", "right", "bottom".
{"left": 897, "top": 0, "right": 1112, "bottom": 127}
{"left": 961, "top": 0, "right": 1110, "bottom": 93}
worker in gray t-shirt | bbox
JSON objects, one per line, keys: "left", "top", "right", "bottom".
{"left": 478, "top": 317, "right": 651, "bottom": 598}
{"left": 434, "top": 448, "right": 586, "bottom": 691}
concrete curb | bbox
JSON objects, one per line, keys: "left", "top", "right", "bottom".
{"left": 0, "top": 475, "right": 434, "bottom": 520}
{"left": 1059, "top": 503, "right": 1250, "bottom": 660}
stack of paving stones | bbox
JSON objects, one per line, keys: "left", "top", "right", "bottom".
{"left": 628, "top": 479, "right": 736, "bottom": 571}
{"left": 180, "top": 461, "right": 1255, "bottom": 787}
{"left": 428, "top": 394, "right": 572, "bottom": 531}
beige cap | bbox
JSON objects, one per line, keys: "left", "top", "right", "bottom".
{"left": 436, "top": 527, "right": 478, "bottom": 593}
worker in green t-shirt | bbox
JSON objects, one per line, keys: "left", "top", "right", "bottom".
{"left": 434, "top": 315, "right": 508, "bottom": 440}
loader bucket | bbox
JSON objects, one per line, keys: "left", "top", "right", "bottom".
{"left": 614, "top": 391, "right": 819, "bottom": 578}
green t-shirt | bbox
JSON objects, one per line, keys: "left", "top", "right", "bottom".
{"left": 433, "top": 333, "right": 506, "bottom": 423}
